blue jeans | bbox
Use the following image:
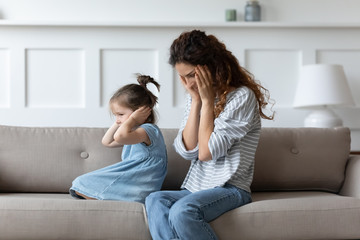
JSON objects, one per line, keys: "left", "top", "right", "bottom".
{"left": 145, "top": 184, "right": 252, "bottom": 240}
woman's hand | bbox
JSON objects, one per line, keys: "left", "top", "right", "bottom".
{"left": 195, "top": 65, "right": 215, "bottom": 106}
{"left": 195, "top": 65, "right": 215, "bottom": 161}
{"left": 130, "top": 106, "right": 151, "bottom": 125}
{"left": 179, "top": 75, "right": 200, "bottom": 102}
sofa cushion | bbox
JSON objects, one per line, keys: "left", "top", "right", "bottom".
{"left": 0, "top": 193, "right": 151, "bottom": 240}
{"left": 0, "top": 125, "right": 123, "bottom": 193}
{"left": 0, "top": 125, "right": 351, "bottom": 194}
{"left": 211, "top": 191, "right": 360, "bottom": 240}
{"left": 160, "top": 128, "right": 191, "bottom": 190}
{"left": 251, "top": 127, "right": 351, "bottom": 193}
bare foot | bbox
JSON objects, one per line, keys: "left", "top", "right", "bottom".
{"left": 75, "top": 191, "right": 97, "bottom": 200}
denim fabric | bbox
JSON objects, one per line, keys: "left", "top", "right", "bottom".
{"left": 145, "top": 184, "right": 251, "bottom": 240}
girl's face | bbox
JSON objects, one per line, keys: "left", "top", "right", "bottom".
{"left": 110, "top": 102, "right": 134, "bottom": 125}
{"left": 175, "top": 62, "right": 198, "bottom": 91}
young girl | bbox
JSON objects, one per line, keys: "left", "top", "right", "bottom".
{"left": 69, "top": 74, "right": 167, "bottom": 203}
{"left": 145, "top": 30, "right": 274, "bottom": 239}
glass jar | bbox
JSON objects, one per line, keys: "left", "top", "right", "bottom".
{"left": 245, "top": 0, "right": 261, "bottom": 22}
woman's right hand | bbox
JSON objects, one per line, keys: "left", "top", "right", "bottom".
{"left": 179, "top": 75, "right": 201, "bottom": 103}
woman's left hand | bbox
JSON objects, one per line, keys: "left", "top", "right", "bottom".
{"left": 195, "top": 65, "right": 215, "bottom": 161}
{"left": 195, "top": 65, "right": 215, "bottom": 106}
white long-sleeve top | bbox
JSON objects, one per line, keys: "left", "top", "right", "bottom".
{"left": 174, "top": 86, "right": 261, "bottom": 193}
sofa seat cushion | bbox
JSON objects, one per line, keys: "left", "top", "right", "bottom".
{"left": 211, "top": 191, "right": 360, "bottom": 240}
{"left": 0, "top": 193, "right": 151, "bottom": 240}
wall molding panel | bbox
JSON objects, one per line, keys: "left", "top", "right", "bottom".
{"left": 100, "top": 49, "right": 159, "bottom": 107}
{"left": 0, "top": 49, "right": 10, "bottom": 108}
{"left": 0, "top": 23, "right": 359, "bottom": 150}
{"left": 25, "top": 48, "right": 85, "bottom": 108}
{"left": 316, "top": 49, "right": 360, "bottom": 106}
{"left": 245, "top": 49, "right": 302, "bottom": 108}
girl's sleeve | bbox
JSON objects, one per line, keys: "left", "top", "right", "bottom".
{"left": 208, "top": 89, "right": 258, "bottom": 161}
{"left": 140, "top": 123, "right": 158, "bottom": 146}
{"left": 173, "top": 94, "right": 199, "bottom": 160}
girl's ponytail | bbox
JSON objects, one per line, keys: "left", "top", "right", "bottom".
{"left": 137, "top": 74, "right": 160, "bottom": 92}
{"left": 136, "top": 74, "right": 160, "bottom": 108}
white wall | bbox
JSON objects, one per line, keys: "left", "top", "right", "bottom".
{"left": 1, "top": 0, "right": 360, "bottom": 23}
{"left": 0, "top": 0, "right": 359, "bottom": 150}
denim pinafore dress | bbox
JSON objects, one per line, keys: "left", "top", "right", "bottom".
{"left": 69, "top": 123, "right": 167, "bottom": 203}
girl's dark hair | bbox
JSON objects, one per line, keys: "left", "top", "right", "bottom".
{"left": 169, "top": 29, "right": 274, "bottom": 119}
{"left": 110, "top": 74, "right": 160, "bottom": 124}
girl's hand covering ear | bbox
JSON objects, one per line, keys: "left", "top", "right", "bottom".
{"left": 130, "top": 106, "right": 151, "bottom": 125}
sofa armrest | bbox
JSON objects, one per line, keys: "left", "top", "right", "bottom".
{"left": 339, "top": 155, "right": 360, "bottom": 198}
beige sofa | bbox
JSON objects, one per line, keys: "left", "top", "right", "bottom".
{"left": 0, "top": 125, "right": 359, "bottom": 240}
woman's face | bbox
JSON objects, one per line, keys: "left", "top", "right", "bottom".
{"left": 110, "top": 102, "right": 134, "bottom": 125}
{"left": 175, "top": 62, "right": 198, "bottom": 91}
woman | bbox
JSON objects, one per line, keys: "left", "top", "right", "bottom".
{"left": 145, "top": 30, "right": 274, "bottom": 239}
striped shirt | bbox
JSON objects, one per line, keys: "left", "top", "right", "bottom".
{"left": 174, "top": 86, "right": 261, "bottom": 193}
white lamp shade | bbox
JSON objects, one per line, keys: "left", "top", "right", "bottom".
{"left": 293, "top": 64, "right": 355, "bottom": 108}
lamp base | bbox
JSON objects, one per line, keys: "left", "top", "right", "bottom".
{"left": 304, "top": 109, "right": 343, "bottom": 128}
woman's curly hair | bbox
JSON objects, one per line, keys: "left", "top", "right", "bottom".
{"left": 169, "top": 30, "right": 274, "bottom": 119}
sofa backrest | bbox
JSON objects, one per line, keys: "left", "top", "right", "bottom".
{"left": 0, "top": 125, "right": 351, "bottom": 194}
{"left": 0, "top": 125, "right": 123, "bottom": 193}
{"left": 0, "top": 125, "right": 188, "bottom": 193}
{"left": 251, "top": 127, "right": 351, "bottom": 193}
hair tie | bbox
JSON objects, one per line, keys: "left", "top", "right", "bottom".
{"left": 139, "top": 82, "right": 147, "bottom": 88}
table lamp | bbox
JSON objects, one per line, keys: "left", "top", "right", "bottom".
{"left": 293, "top": 64, "right": 355, "bottom": 128}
